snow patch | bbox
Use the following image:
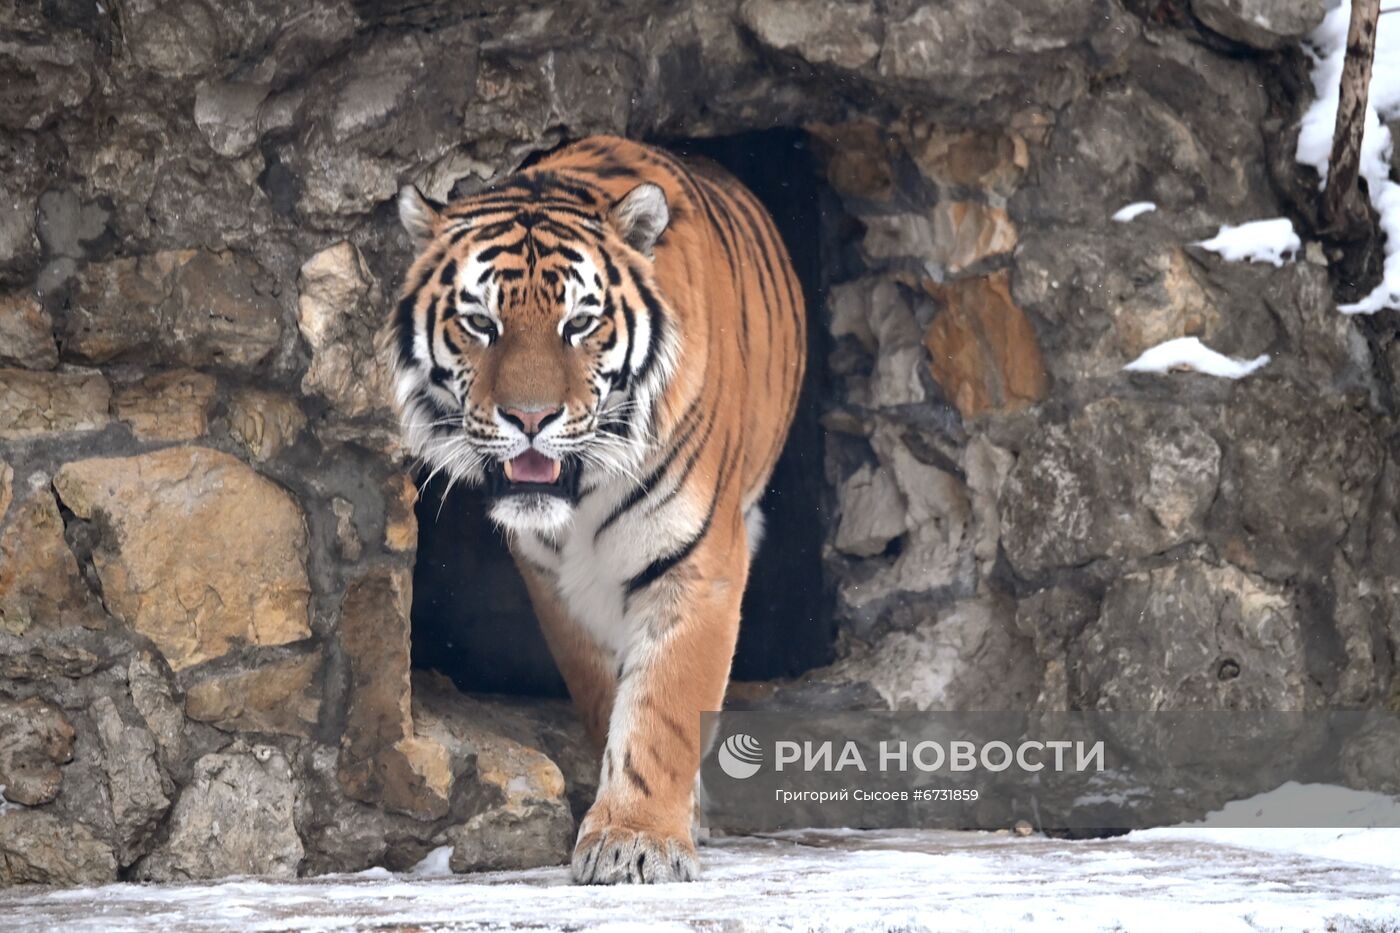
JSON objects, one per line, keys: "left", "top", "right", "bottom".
{"left": 1132, "top": 782, "right": 1400, "bottom": 872}
{"left": 1194, "top": 218, "right": 1300, "bottom": 266}
{"left": 1123, "top": 336, "right": 1270, "bottom": 379}
{"left": 408, "top": 845, "right": 455, "bottom": 878}
{"left": 1297, "top": 0, "right": 1400, "bottom": 313}
{"left": 1112, "top": 201, "right": 1157, "bottom": 222}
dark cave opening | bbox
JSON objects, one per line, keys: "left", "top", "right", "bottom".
{"left": 410, "top": 128, "right": 839, "bottom": 696}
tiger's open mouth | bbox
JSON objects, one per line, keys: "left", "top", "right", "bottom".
{"left": 485, "top": 449, "right": 581, "bottom": 501}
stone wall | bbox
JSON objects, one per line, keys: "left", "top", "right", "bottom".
{"left": 1, "top": 0, "right": 1396, "bottom": 885}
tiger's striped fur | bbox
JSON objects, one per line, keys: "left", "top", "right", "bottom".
{"left": 384, "top": 136, "right": 805, "bottom": 884}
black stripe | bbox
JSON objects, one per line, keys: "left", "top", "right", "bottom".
{"left": 394, "top": 295, "right": 417, "bottom": 365}
{"left": 601, "top": 250, "right": 622, "bottom": 286}
{"left": 595, "top": 397, "right": 702, "bottom": 542}
{"left": 476, "top": 238, "right": 526, "bottom": 262}
{"left": 639, "top": 405, "right": 717, "bottom": 521}
{"left": 624, "top": 749, "right": 652, "bottom": 797}
{"left": 624, "top": 437, "right": 733, "bottom": 598}
{"left": 630, "top": 271, "right": 669, "bottom": 387}
{"left": 616, "top": 296, "right": 637, "bottom": 390}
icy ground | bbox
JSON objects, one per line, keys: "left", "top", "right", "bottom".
{"left": 2, "top": 828, "right": 1398, "bottom": 933}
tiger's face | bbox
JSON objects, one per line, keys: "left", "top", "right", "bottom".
{"left": 386, "top": 174, "right": 676, "bottom": 534}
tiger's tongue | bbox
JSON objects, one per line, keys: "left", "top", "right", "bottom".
{"left": 506, "top": 449, "right": 560, "bottom": 484}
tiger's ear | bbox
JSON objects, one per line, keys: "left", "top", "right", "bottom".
{"left": 398, "top": 185, "right": 444, "bottom": 248}
{"left": 609, "top": 182, "right": 669, "bottom": 258}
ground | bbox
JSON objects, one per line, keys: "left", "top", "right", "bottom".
{"left": 2, "top": 828, "right": 1397, "bottom": 932}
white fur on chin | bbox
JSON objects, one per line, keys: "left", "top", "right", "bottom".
{"left": 488, "top": 494, "right": 576, "bottom": 534}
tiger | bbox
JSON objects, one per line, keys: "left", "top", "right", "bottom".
{"left": 384, "top": 135, "right": 806, "bottom": 884}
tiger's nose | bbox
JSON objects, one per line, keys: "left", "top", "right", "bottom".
{"left": 500, "top": 406, "right": 563, "bottom": 438}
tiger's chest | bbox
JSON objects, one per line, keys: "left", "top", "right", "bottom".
{"left": 512, "top": 482, "right": 691, "bottom": 657}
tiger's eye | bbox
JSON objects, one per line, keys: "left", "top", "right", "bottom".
{"left": 564, "top": 314, "right": 599, "bottom": 341}
{"left": 465, "top": 313, "right": 496, "bottom": 334}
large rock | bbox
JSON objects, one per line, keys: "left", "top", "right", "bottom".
{"left": 64, "top": 250, "right": 281, "bottom": 368}
{"left": 92, "top": 696, "right": 170, "bottom": 866}
{"left": 1191, "top": 0, "right": 1329, "bottom": 50}
{"left": 338, "top": 567, "right": 453, "bottom": 821}
{"left": 0, "top": 294, "right": 58, "bottom": 369}
{"left": 135, "top": 747, "right": 304, "bottom": 881}
{"left": 1000, "top": 399, "right": 1221, "bottom": 575}
{"left": 835, "top": 425, "right": 974, "bottom": 622}
{"left": 52, "top": 447, "right": 311, "bottom": 671}
{"left": 739, "top": 0, "right": 881, "bottom": 71}
{"left": 860, "top": 203, "right": 1016, "bottom": 274}
{"left": 1072, "top": 561, "right": 1307, "bottom": 710}
{"left": 383, "top": 474, "right": 418, "bottom": 553}
{"left": 0, "top": 697, "right": 75, "bottom": 807}
{"left": 227, "top": 389, "right": 307, "bottom": 462}
{"left": 806, "top": 121, "right": 897, "bottom": 201}
{"left": 926, "top": 202, "right": 1017, "bottom": 275}
{"left": 415, "top": 679, "right": 574, "bottom": 872}
{"left": 1016, "top": 237, "right": 1226, "bottom": 381}
{"left": 820, "top": 597, "right": 1039, "bottom": 711}
{"left": 112, "top": 370, "right": 219, "bottom": 442}
{"left": 194, "top": 80, "right": 272, "bottom": 158}
{"left": 828, "top": 278, "right": 927, "bottom": 408}
{"left": 833, "top": 464, "right": 906, "bottom": 557}
{"left": 964, "top": 435, "right": 1014, "bottom": 577}
{"left": 127, "top": 652, "right": 186, "bottom": 765}
{"left": 0, "top": 490, "right": 106, "bottom": 634}
{"left": 908, "top": 124, "right": 1029, "bottom": 196}
{"left": 922, "top": 271, "right": 1048, "bottom": 420}
{"left": 0, "top": 27, "right": 93, "bottom": 132}
{"left": 1215, "top": 387, "right": 1381, "bottom": 581}
{"left": 297, "top": 241, "right": 392, "bottom": 419}
{"left": 0, "top": 811, "right": 116, "bottom": 886}
{"left": 0, "top": 368, "right": 111, "bottom": 440}
{"left": 184, "top": 651, "right": 322, "bottom": 737}
{"left": 875, "top": 0, "right": 1115, "bottom": 106}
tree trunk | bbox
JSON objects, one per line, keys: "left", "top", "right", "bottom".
{"left": 1323, "top": 0, "right": 1381, "bottom": 236}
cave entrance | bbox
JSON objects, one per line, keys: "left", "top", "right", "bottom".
{"left": 410, "top": 128, "right": 838, "bottom": 696}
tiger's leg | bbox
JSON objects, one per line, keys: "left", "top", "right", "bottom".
{"left": 517, "top": 560, "right": 616, "bottom": 752}
{"left": 571, "top": 532, "right": 747, "bottom": 884}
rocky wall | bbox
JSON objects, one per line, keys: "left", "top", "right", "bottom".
{"left": 0, "top": 0, "right": 1396, "bottom": 886}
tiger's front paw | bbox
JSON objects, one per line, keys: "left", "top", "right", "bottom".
{"left": 571, "top": 823, "right": 699, "bottom": 884}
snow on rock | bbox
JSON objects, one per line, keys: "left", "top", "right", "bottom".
{"left": 1123, "top": 336, "right": 1270, "bottom": 378}
{"left": 409, "top": 844, "right": 454, "bottom": 878}
{"left": 1112, "top": 201, "right": 1157, "bottom": 222}
{"left": 1132, "top": 782, "right": 1400, "bottom": 872}
{"left": 1194, "top": 217, "right": 1301, "bottom": 266}
{"left": 1297, "top": 0, "right": 1400, "bottom": 313}
{"left": 3, "top": 830, "right": 1399, "bottom": 932}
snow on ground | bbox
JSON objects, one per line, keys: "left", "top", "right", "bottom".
{"left": 1194, "top": 218, "right": 1301, "bottom": 266}
{"left": 1112, "top": 201, "right": 1157, "bottom": 222}
{"left": 1133, "top": 783, "right": 1400, "bottom": 872}
{"left": 1123, "top": 336, "right": 1270, "bottom": 378}
{"left": 2, "top": 828, "right": 1398, "bottom": 933}
{"left": 1298, "top": 0, "right": 1400, "bottom": 313}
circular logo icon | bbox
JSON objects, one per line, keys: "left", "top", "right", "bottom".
{"left": 717, "top": 733, "right": 763, "bottom": 779}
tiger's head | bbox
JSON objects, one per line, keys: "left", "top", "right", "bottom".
{"left": 384, "top": 172, "right": 678, "bottom": 534}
